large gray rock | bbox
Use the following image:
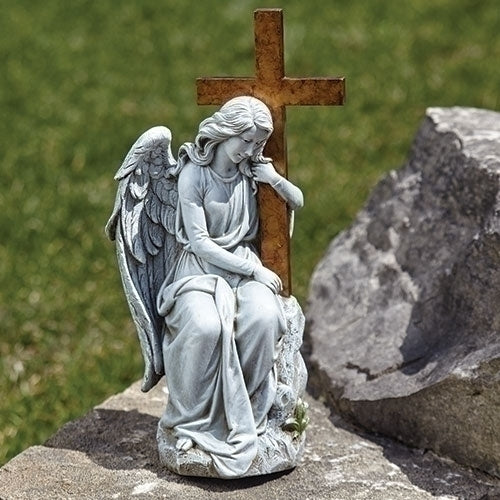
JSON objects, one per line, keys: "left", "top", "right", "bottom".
{"left": 306, "top": 107, "right": 500, "bottom": 477}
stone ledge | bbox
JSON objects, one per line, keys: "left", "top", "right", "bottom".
{"left": 1, "top": 381, "right": 499, "bottom": 499}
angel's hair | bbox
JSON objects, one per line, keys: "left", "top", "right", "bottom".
{"left": 178, "top": 96, "right": 273, "bottom": 170}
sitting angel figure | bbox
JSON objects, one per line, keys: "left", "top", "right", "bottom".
{"left": 106, "top": 96, "right": 306, "bottom": 478}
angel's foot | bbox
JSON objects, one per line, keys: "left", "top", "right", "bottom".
{"left": 176, "top": 437, "right": 194, "bottom": 452}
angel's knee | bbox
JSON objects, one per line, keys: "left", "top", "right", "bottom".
{"left": 189, "top": 307, "right": 221, "bottom": 345}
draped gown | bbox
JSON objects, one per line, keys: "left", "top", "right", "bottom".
{"left": 156, "top": 161, "right": 286, "bottom": 478}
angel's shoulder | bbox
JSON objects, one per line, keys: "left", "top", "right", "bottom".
{"left": 181, "top": 159, "right": 203, "bottom": 173}
{"left": 178, "top": 161, "right": 205, "bottom": 184}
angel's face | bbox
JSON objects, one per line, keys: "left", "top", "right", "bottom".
{"left": 221, "top": 125, "right": 268, "bottom": 164}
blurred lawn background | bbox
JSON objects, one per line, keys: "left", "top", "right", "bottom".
{"left": 1, "top": 0, "right": 499, "bottom": 465}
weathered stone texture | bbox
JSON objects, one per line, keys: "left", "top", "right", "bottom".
{"left": 1, "top": 381, "right": 499, "bottom": 499}
{"left": 307, "top": 107, "right": 500, "bottom": 477}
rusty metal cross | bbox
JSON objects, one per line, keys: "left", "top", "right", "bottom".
{"left": 197, "top": 8, "right": 345, "bottom": 296}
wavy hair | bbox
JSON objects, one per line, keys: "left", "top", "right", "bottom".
{"left": 177, "top": 96, "right": 273, "bottom": 174}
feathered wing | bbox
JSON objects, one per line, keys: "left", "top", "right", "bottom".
{"left": 105, "top": 126, "right": 181, "bottom": 392}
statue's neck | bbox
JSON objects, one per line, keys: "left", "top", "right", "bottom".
{"left": 211, "top": 145, "right": 239, "bottom": 179}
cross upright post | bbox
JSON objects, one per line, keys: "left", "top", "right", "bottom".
{"left": 197, "top": 8, "right": 345, "bottom": 296}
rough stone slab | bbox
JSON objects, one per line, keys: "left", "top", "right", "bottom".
{"left": 306, "top": 107, "right": 500, "bottom": 478}
{"left": 1, "top": 381, "right": 499, "bottom": 499}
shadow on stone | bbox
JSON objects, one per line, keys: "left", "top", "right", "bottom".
{"left": 45, "top": 409, "right": 161, "bottom": 472}
{"left": 44, "top": 407, "right": 293, "bottom": 492}
{"left": 399, "top": 232, "right": 500, "bottom": 379}
{"left": 183, "top": 469, "right": 293, "bottom": 493}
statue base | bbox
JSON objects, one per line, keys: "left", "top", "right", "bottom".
{"left": 157, "top": 296, "right": 308, "bottom": 478}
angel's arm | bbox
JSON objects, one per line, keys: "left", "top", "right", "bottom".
{"left": 251, "top": 162, "right": 304, "bottom": 210}
{"left": 177, "top": 164, "right": 257, "bottom": 277}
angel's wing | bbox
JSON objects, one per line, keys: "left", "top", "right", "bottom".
{"left": 105, "top": 126, "right": 181, "bottom": 392}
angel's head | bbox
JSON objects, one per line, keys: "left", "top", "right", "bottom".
{"left": 184, "top": 96, "right": 273, "bottom": 167}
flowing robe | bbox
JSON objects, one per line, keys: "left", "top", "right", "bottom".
{"left": 156, "top": 162, "right": 286, "bottom": 478}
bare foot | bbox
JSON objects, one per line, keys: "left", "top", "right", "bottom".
{"left": 176, "top": 437, "right": 194, "bottom": 452}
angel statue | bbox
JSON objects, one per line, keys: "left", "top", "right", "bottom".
{"left": 106, "top": 96, "right": 308, "bottom": 478}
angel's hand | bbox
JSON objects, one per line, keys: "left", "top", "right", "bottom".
{"left": 251, "top": 162, "right": 281, "bottom": 185}
{"left": 252, "top": 161, "right": 304, "bottom": 210}
{"left": 253, "top": 265, "right": 282, "bottom": 294}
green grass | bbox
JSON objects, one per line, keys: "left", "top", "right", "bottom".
{"left": 1, "top": 0, "right": 499, "bottom": 465}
